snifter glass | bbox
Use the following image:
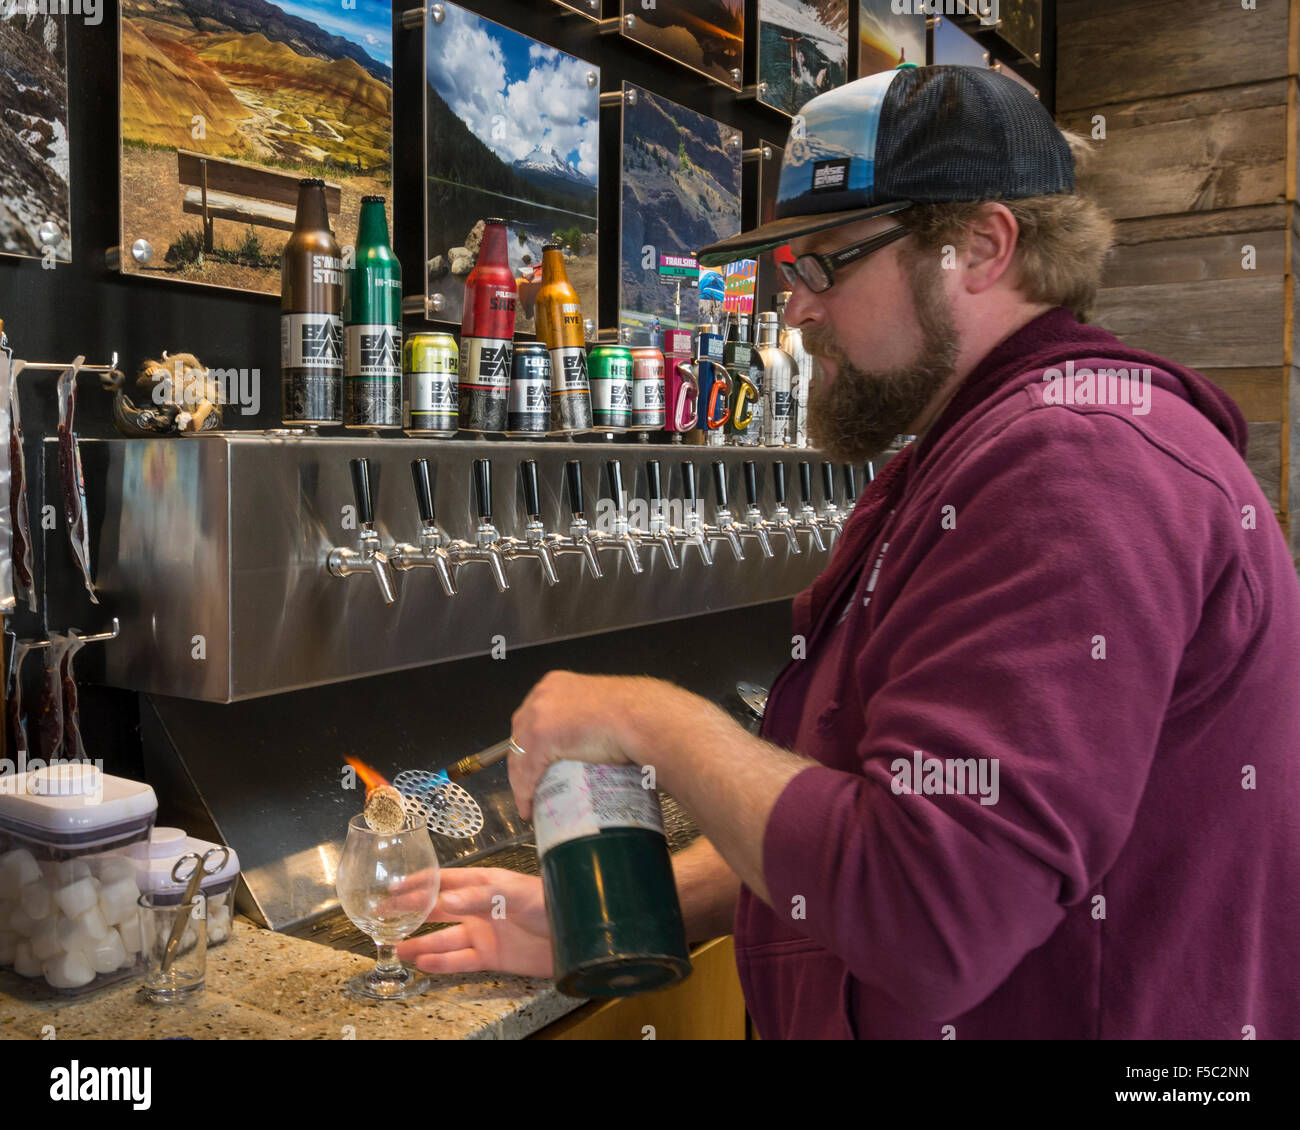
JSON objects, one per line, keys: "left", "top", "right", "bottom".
{"left": 336, "top": 813, "right": 440, "bottom": 999}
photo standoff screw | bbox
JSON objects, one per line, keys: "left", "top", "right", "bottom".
{"left": 431, "top": 4, "right": 445, "bottom": 24}
{"left": 105, "top": 239, "right": 154, "bottom": 270}
{"left": 38, "top": 221, "right": 59, "bottom": 246}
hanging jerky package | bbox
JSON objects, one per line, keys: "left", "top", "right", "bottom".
{"left": 57, "top": 361, "right": 98, "bottom": 603}
{"left": 4, "top": 335, "right": 36, "bottom": 613}
{"left": 60, "top": 631, "right": 87, "bottom": 761}
{"left": 0, "top": 346, "right": 14, "bottom": 615}
{"left": 6, "top": 637, "right": 33, "bottom": 759}
{"left": 36, "top": 634, "right": 67, "bottom": 761}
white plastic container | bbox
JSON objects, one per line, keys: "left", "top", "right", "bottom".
{"left": 135, "top": 829, "right": 240, "bottom": 948}
{"left": 0, "top": 765, "right": 156, "bottom": 995}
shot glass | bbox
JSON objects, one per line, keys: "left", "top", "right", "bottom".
{"left": 137, "top": 891, "right": 206, "bottom": 1001}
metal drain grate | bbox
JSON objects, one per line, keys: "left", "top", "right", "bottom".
{"left": 393, "top": 770, "right": 485, "bottom": 838}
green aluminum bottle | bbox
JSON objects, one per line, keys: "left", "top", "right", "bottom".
{"left": 535, "top": 762, "right": 691, "bottom": 998}
{"left": 344, "top": 195, "right": 402, "bottom": 429}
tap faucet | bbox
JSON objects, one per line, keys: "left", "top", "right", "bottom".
{"left": 497, "top": 459, "right": 560, "bottom": 585}
{"left": 594, "top": 459, "right": 643, "bottom": 573}
{"left": 792, "top": 460, "right": 828, "bottom": 552}
{"left": 444, "top": 458, "right": 510, "bottom": 592}
{"left": 639, "top": 459, "right": 680, "bottom": 569}
{"left": 327, "top": 457, "right": 397, "bottom": 605}
{"left": 733, "top": 460, "right": 776, "bottom": 559}
{"left": 820, "top": 460, "right": 846, "bottom": 537}
{"left": 767, "top": 460, "right": 803, "bottom": 554}
{"left": 665, "top": 460, "right": 713, "bottom": 566}
{"left": 701, "top": 460, "right": 745, "bottom": 562}
{"left": 544, "top": 460, "right": 604, "bottom": 579}
{"left": 844, "top": 464, "right": 858, "bottom": 514}
{"left": 389, "top": 458, "right": 457, "bottom": 596}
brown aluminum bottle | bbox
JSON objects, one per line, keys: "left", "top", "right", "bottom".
{"left": 281, "top": 178, "right": 344, "bottom": 425}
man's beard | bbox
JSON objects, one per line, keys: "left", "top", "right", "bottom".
{"left": 803, "top": 254, "right": 960, "bottom": 463}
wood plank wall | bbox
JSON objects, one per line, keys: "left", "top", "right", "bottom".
{"left": 1056, "top": 0, "right": 1298, "bottom": 557}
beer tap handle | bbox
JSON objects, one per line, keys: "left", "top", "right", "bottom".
{"left": 647, "top": 459, "right": 663, "bottom": 505}
{"left": 773, "top": 461, "right": 787, "bottom": 507}
{"left": 566, "top": 459, "right": 585, "bottom": 517}
{"left": 606, "top": 459, "right": 625, "bottom": 509}
{"left": 712, "top": 460, "right": 728, "bottom": 510}
{"left": 682, "top": 461, "right": 697, "bottom": 507}
{"left": 520, "top": 459, "right": 542, "bottom": 521}
{"left": 473, "top": 458, "right": 494, "bottom": 520}
{"left": 743, "top": 460, "right": 759, "bottom": 510}
{"left": 350, "top": 458, "right": 375, "bottom": 527}
{"left": 410, "top": 458, "right": 436, "bottom": 525}
{"left": 798, "top": 461, "right": 813, "bottom": 506}
{"left": 822, "top": 460, "right": 836, "bottom": 505}
{"left": 844, "top": 464, "right": 857, "bottom": 503}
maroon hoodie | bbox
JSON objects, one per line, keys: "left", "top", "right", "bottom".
{"left": 735, "top": 306, "right": 1300, "bottom": 1039}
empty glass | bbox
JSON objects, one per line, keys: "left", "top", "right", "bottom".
{"left": 138, "top": 892, "right": 206, "bottom": 1001}
{"left": 336, "top": 813, "right": 440, "bottom": 999}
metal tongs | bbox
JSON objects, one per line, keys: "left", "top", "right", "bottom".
{"left": 160, "top": 846, "right": 229, "bottom": 972}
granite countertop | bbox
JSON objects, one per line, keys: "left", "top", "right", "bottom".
{"left": 0, "top": 916, "right": 583, "bottom": 1041}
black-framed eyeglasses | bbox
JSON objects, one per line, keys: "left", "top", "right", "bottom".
{"left": 779, "top": 225, "right": 912, "bottom": 294}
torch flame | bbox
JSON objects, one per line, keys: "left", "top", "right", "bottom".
{"left": 344, "top": 755, "right": 390, "bottom": 796}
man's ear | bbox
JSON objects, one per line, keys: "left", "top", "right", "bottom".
{"left": 961, "top": 204, "right": 1020, "bottom": 296}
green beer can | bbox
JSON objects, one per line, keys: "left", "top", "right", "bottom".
{"left": 403, "top": 333, "right": 458, "bottom": 437}
{"left": 588, "top": 345, "right": 634, "bottom": 433}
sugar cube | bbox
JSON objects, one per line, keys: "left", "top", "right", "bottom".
{"left": 20, "top": 882, "right": 53, "bottom": 921}
{"left": 13, "top": 940, "right": 43, "bottom": 978}
{"left": 6, "top": 902, "right": 37, "bottom": 938}
{"left": 54, "top": 876, "right": 98, "bottom": 919}
{"left": 58, "top": 905, "right": 108, "bottom": 952}
{"left": 95, "top": 857, "right": 138, "bottom": 884}
{"left": 43, "top": 950, "right": 95, "bottom": 990}
{"left": 31, "top": 918, "right": 63, "bottom": 961}
{"left": 87, "top": 929, "right": 127, "bottom": 975}
{"left": 98, "top": 876, "right": 140, "bottom": 927}
{"left": 118, "top": 914, "right": 142, "bottom": 955}
{"left": 0, "top": 930, "right": 17, "bottom": 965}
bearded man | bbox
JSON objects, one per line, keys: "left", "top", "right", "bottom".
{"left": 399, "top": 65, "right": 1300, "bottom": 1040}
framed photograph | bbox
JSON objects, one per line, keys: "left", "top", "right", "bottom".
{"left": 857, "top": 0, "right": 927, "bottom": 76}
{"left": 757, "top": 0, "right": 850, "bottom": 119}
{"left": 424, "top": 2, "right": 599, "bottom": 332}
{"left": 932, "top": 17, "right": 990, "bottom": 69}
{"left": 619, "top": 82, "right": 742, "bottom": 341}
{"left": 992, "top": 61, "right": 1039, "bottom": 100}
{"left": 756, "top": 140, "right": 787, "bottom": 316}
{"left": 621, "top": 0, "right": 745, "bottom": 91}
{"left": 993, "top": 0, "right": 1042, "bottom": 65}
{"left": 117, "top": 0, "right": 393, "bottom": 295}
{"left": 1, "top": 14, "right": 71, "bottom": 261}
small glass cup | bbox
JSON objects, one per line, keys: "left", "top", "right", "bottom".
{"left": 138, "top": 891, "right": 206, "bottom": 1001}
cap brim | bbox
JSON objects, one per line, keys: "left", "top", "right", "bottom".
{"left": 696, "top": 200, "right": 912, "bottom": 267}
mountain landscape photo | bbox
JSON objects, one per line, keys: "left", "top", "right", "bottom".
{"left": 619, "top": 85, "right": 741, "bottom": 334}
{"left": 118, "top": 0, "right": 393, "bottom": 294}
{"left": 858, "top": 0, "right": 927, "bottom": 75}
{"left": 0, "top": 13, "right": 70, "bottom": 260}
{"left": 623, "top": 0, "right": 745, "bottom": 87}
{"left": 423, "top": 3, "right": 599, "bottom": 331}
{"left": 758, "top": 0, "right": 849, "bottom": 117}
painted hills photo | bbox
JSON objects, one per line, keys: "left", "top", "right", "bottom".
{"left": 118, "top": 0, "right": 393, "bottom": 295}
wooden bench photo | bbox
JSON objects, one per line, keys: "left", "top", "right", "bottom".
{"left": 176, "top": 150, "right": 342, "bottom": 253}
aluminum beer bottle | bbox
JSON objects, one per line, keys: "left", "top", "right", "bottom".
{"left": 344, "top": 195, "right": 402, "bottom": 429}
{"left": 724, "top": 312, "right": 763, "bottom": 446}
{"left": 780, "top": 322, "right": 818, "bottom": 449}
{"left": 756, "top": 312, "right": 794, "bottom": 446}
{"left": 535, "top": 761, "right": 691, "bottom": 998}
{"left": 281, "top": 178, "right": 343, "bottom": 424}
{"left": 459, "top": 218, "right": 516, "bottom": 433}
{"left": 534, "top": 245, "right": 592, "bottom": 433}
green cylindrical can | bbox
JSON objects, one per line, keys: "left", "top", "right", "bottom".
{"left": 344, "top": 195, "right": 403, "bottom": 429}
{"left": 534, "top": 762, "right": 691, "bottom": 998}
{"left": 588, "top": 345, "right": 634, "bottom": 433}
{"left": 403, "top": 332, "right": 458, "bottom": 436}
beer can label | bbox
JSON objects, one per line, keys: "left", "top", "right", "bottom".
{"left": 533, "top": 762, "right": 665, "bottom": 859}
{"left": 550, "top": 346, "right": 591, "bottom": 433}
{"left": 405, "top": 372, "right": 458, "bottom": 434}
{"left": 281, "top": 312, "right": 342, "bottom": 423}
{"left": 345, "top": 323, "right": 402, "bottom": 428}
{"left": 591, "top": 353, "right": 633, "bottom": 430}
{"left": 459, "top": 336, "right": 512, "bottom": 432}
{"left": 631, "top": 365, "right": 666, "bottom": 429}
{"left": 508, "top": 348, "right": 551, "bottom": 433}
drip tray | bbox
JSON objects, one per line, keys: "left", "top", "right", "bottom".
{"left": 287, "top": 785, "right": 701, "bottom": 955}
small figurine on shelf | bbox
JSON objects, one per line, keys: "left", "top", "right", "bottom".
{"left": 106, "top": 352, "right": 224, "bottom": 436}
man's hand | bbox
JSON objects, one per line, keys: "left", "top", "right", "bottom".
{"left": 393, "top": 867, "right": 553, "bottom": 978}
{"left": 508, "top": 671, "right": 692, "bottom": 819}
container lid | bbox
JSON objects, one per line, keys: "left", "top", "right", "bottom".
{"left": 0, "top": 767, "right": 157, "bottom": 840}
{"left": 137, "top": 831, "right": 240, "bottom": 894}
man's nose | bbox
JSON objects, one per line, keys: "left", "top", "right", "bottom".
{"left": 783, "top": 281, "right": 821, "bottom": 329}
